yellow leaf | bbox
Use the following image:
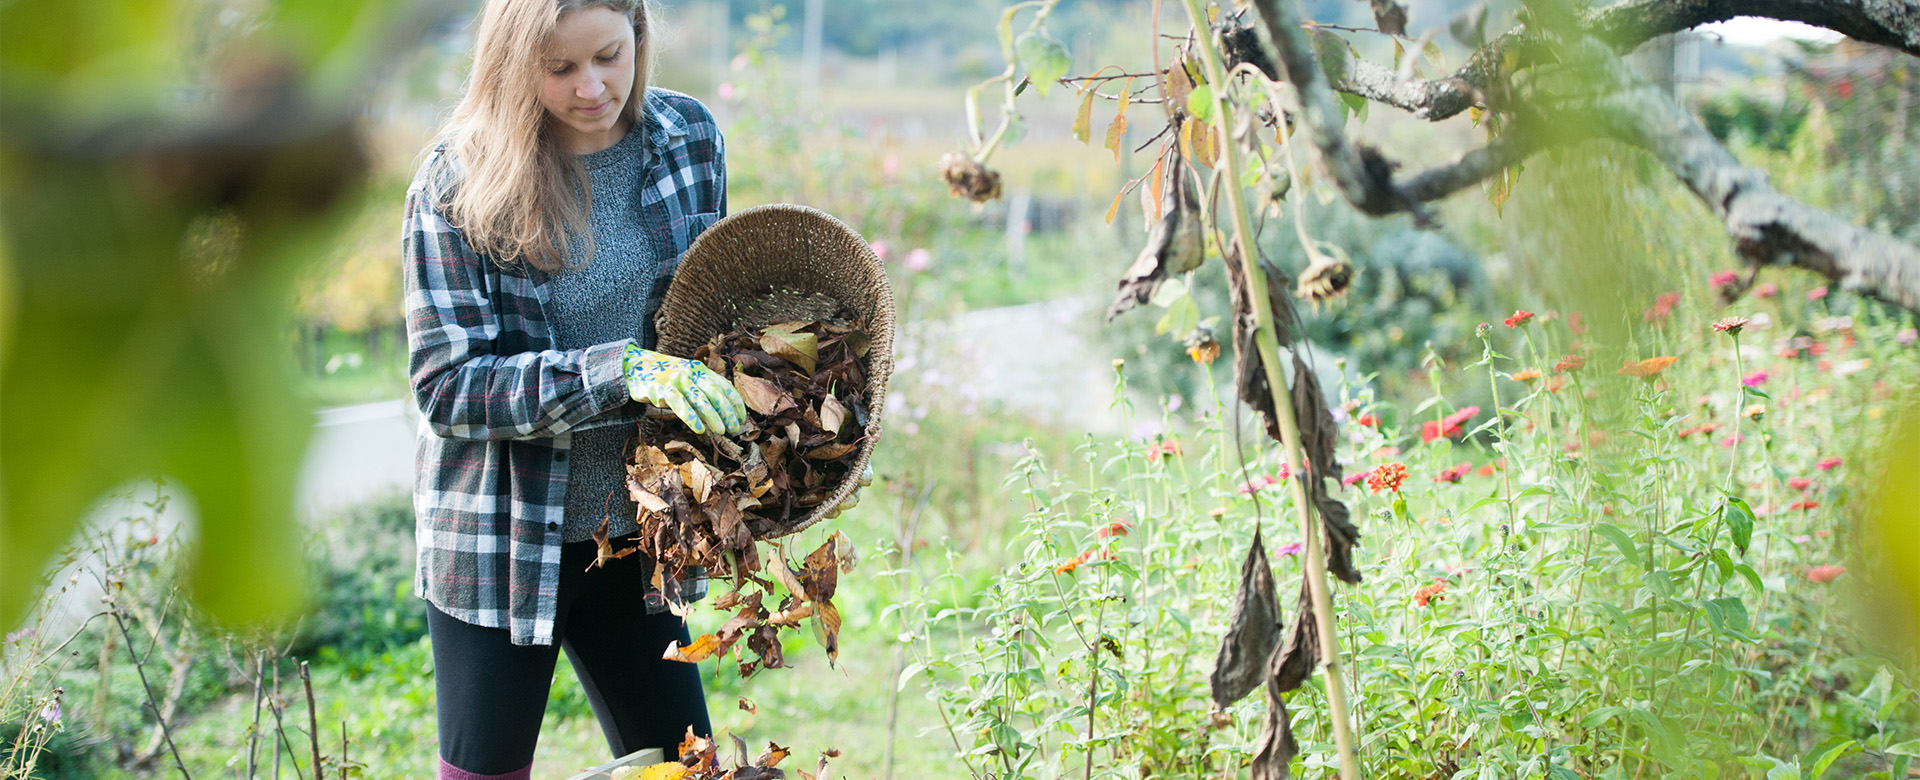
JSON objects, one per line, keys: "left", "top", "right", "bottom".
{"left": 663, "top": 634, "right": 723, "bottom": 663}
{"left": 1148, "top": 153, "right": 1165, "bottom": 219}
{"left": 1105, "top": 186, "right": 1126, "bottom": 225}
{"left": 1072, "top": 86, "right": 1095, "bottom": 144}
{"left": 1104, "top": 114, "right": 1129, "bottom": 164}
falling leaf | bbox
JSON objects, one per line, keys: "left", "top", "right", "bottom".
{"left": 1211, "top": 531, "right": 1282, "bottom": 709}
{"left": 812, "top": 600, "right": 842, "bottom": 666}
{"left": 769, "top": 602, "right": 814, "bottom": 626}
{"left": 630, "top": 482, "right": 671, "bottom": 514}
{"left": 831, "top": 529, "right": 858, "bottom": 573}
{"left": 737, "top": 697, "right": 758, "bottom": 714}
{"left": 802, "top": 537, "right": 842, "bottom": 603}
{"left": 1370, "top": 0, "right": 1409, "bottom": 36}
{"left": 663, "top": 633, "right": 724, "bottom": 663}
{"left": 760, "top": 325, "right": 819, "bottom": 374}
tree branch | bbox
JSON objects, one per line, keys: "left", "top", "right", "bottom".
{"left": 1583, "top": 80, "right": 1920, "bottom": 310}
{"left": 1327, "top": 0, "right": 1920, "bottom": 122}
{"left": 1249, "top": 0, "right": 1920, "bottom": 312}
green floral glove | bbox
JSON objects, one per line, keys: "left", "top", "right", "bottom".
{"left": 622, "top": 344, "right": 748, "bottom": 435}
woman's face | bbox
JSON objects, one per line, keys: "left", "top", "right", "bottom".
{"left": 539, "top": 5, "right": 636, "bottom": 154}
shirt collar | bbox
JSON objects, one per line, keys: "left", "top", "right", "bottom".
{"left": 641, "top": 89, "right": 689, "bottom": 154}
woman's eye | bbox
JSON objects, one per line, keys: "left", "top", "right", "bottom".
{"left": 549, "top": 65, "right": 572, "bottom": 76}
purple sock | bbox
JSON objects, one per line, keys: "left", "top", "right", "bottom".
{"left": 438, "top": 757, "right": 532, "bottom": 780}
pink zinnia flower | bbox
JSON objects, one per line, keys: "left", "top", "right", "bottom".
{"left": 1742, "top": 371, "right": 1768, "bottom": 387}
{"left": 869, "top": 240, "right": 891, "bottom": 261}
{"left": 1788, "top": 477, "right": 1813, "bottom": 490}
{"left": 905, "top": 248, "right": 933, "bottom": 272}
{"left": 1817, "top": 456, "right": 1843, "bottom": 471}
{"left": 1899, "top": 328, "right": 1919, "bottom": 346}
{"left": 1274, "top": 541, "right": 1303, "bottom": 557}
{"left": 1808, "top": 285, "right": 1829, "bottom": 301}
{"left": 1709, "top": 270, "right": 1739, "bottom": 287}
{"left": 1755, "top": 282, "right": 1778, "bottom": 298}
{"left": 1807, "top": 565, "right": 1846, "bottom": 583}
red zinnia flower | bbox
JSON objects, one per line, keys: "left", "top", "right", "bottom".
{"left": 1555, "top": 354, "right": 1586, "bottom": 373}
{"left": 1097, "top": 519, "right": 1133, "bottom": 538}
{"left": 1788, "top": 477, "right": 1813, "bottom": 490}
{"left": 1358, "top": 413, "right": 1380, "bottom": 427}
{"left": 1789, "top": 499, "right": 1820, "bottom": 511}
{"left": 1434, "top": 462, "right": 1472, "bottom": 484}
{"left": 1807, "top": 565, "right": 1846, "bottom": 583}
{"left": 1503, "top": 310, "right": 1535, "bottom": 328}
{"left": 1367, "top": 463, "right": 1408, "bottom": 494}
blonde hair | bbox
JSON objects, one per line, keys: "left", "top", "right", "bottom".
{"left": 438, "top": 0, "right": 654, "bottom": 270}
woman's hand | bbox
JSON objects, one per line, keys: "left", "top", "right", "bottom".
{"left": 622, "top": 344, "right": 748, "bottom": 435}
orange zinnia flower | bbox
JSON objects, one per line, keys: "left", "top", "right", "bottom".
{"left": 1367, "top": 463, "right": 1408, "bottom": 494}
{"left": 1616, "top": 356, "right": 1678, "bottom": 378}
{"left": 1513, "top": 369, "right": 1542, "bottom": 383}
{"left": 1413, "top": 579, "right": 1448, "bottom": 607}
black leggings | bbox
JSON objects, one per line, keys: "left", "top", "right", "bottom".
{"left": 429, "top": 540, "right": 710, "bottom": 778}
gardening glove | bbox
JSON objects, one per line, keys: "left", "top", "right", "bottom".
{"left": 622, "top": 343, "right": 748, "bottom": 435}
{"left": 824, "top": 465, "right": 874, "bottom": 519}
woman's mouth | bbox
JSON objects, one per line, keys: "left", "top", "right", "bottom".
{"left": 576, "top": 99, "right": 614, "bottom": 117}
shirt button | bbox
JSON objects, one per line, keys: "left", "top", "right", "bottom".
{"left": 547, "top": 522, "right": 560, "bottom": 531}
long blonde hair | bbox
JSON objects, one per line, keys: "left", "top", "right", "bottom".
{"left": 438, "top": 0, "right": 654, "bottom": 271}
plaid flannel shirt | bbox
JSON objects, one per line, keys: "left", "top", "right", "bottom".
{"left": 404, "top": 88, "right": 726, "bottom": 646}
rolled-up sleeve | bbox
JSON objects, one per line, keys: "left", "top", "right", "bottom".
{"left": 402, "top": 162, "right": 632, "bottom": 441}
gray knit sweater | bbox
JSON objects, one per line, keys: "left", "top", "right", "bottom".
{"left": 552, "top": 128, "right": 661, "bottom": 543}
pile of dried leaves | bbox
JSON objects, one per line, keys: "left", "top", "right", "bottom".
{"left": 612, "top": 729, "right": 838, "bottom": 780}
{"left": 615, "top": 314, "right": 872, "bottom": 677}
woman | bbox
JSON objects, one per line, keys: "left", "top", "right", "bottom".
{"left": 401, "top": 1, "right": 745, "bottom": 776}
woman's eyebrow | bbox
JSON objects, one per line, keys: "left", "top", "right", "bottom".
{"left": 542, "top": 40, "right": 623, "bottom": 64}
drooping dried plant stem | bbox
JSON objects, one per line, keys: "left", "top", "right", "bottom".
{"left": 1178, "top": 1, "right": 1359, "bottom": 777}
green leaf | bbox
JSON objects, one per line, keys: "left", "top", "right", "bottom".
{"left": 1708, "top": 596, "right": 1749, "bottom": 634}
{"left": 898, "top": 660, "right": 928, "bottom": 691}
{"left": 1734, "top": 563, "right": 1765, "bottom": 592}
{"left": 1804, "top": 739, "right": 1858, "bottom": 780}
{"left": 1187, "top": 84, "right": 1214, "bottom": 125}
{"left": 1594, "top": 523, "right": 1643, "bottom": 570}
{"left": 1155, "top": 294, "right": 1200, "bottom": 339}
{"left": 1015, "top": 29, "right": 1071, "bottom": 97}
{"left": 1725, "top": 496, "right": 1757, "bottom": 555}
{"left": 1461, "top": 496, "right": 1507, "bottom": 518}
{"left": 1709, "top": 549, "right": 1735, "bottom": 583}
{"left": 1885, "top": 740, "right": 1920, "bottom": 757}
{"left": 1743, "top": 384, "right": 1773, "bottom": 400}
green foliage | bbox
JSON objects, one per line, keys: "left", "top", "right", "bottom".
{"left": 890, "top": 290, "right": 1920, "bottom": 778}
{"left": 0, "top": 0, "right": 426, "bottom": 629}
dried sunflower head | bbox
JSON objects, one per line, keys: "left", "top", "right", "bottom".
{"left": 938, "top": 152, "right": 1003, "bottom": 203}
{"left": 1295, "top": 256, "right": 1354, "bottom": 302}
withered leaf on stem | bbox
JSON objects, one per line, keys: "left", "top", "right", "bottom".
{"left": 1249, "top": 680, "right": 1299, "bottom": 780}
{"left": 1210, "top": 530, "right": 1282, "bottom": 710}
{"left": 1107, "top": 152, "right": 1203, "bottom": 321}
{"left": 1288, "top": 351, "right": 1363, "bottom": 582}
{"left": 801, "top": 537, "right": 841, "bottom": 604}
{"left": 1272, "top": 580, "right": 1321, "bottom": 693}
{"left": 1225, "top": 247, "right": 1297, "bottom": 442}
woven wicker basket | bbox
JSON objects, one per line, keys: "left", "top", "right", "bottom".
{"left": 650, "top": 203, "right": 895, "bottom": 540}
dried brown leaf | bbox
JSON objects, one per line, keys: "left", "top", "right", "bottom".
{"left": 1210, "top": 531, "right": 1281, "bottom": 709}
{"left": 819, "top": 395, "right": 848, "bottom": 435}
{"left": 733, "top": 372, "right": 795, "bottom": 416}
{"left": 812, "top": 599, "right": 842, "bottom": 666}
{"left": 802, "top": 538, "right": 841, "bottom": 603}
{"left": 760, "top": 325, "right": 819, "bottom": 374}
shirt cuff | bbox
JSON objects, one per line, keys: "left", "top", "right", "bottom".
{"left": 582, "top": 338, "right": 636, "bottom": 417}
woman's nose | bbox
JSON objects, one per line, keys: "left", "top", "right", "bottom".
{"left": 575, "top": 71, "right": 604, "bottom": 100}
